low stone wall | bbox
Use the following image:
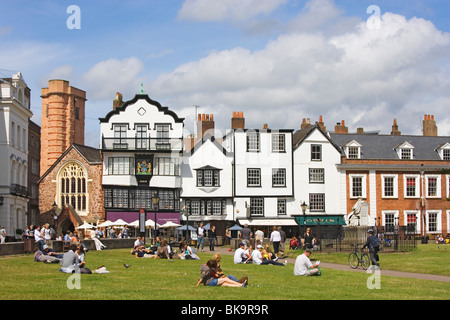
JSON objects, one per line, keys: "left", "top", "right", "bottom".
{"left": 0, "top": 242, "right": 26, "bottom": 256}
{"left": 0, "top": 238, "right": 137, "bottom": 256}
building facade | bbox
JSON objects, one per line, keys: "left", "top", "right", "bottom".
{"left": 330, "top": 116, "right": 450, "bottom": 236}
{"left": 99, "top": 93, "right": 184, "bottom": 226}
{"left": 0, "top": 72, "right": 33, "bottom": 239}
{"left": 181, "top": 113, "right": 234, "bottom": 237}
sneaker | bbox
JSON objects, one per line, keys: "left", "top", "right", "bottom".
{"left": 284, "top": 260, "right": 288, "bottom": 266}
{"left": 273, "top": 257, "right": 278, "bottom": 261}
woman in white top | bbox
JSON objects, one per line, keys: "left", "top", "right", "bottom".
{"left": 269, "top": 226, "right": 281, "bottom": 258}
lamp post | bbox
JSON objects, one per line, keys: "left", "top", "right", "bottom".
{"left": 180, "top": 205, "right": 188, "bottom": 242}
{"left": 152, "top": 196, "right": 159, "bottom": 243}
{"left": 301, "top": 201, "right": 308, "bottom": 237}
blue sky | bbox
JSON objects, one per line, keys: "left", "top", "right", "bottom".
{"left": 1, "top": 0, "right": 450, "bottom": 147}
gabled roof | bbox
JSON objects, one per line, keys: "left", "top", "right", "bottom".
{"left": 329, "top": 133, "right": 450, "bottom": 160}
{"left": 293, "top": 124, "right": 342, "bottom": 153}
{"left": 187, "top": 133, "right": 228, "bottom": 156}
{"left": 98, "top": 94, "right": 184, "bottom": 123}
{"left": 38, "top": 143, "right": 102, "bottom": 183}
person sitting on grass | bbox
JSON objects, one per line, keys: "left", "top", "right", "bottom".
{"left": 152, "top": 239, "right": 171, "bottom": 260}
{"left": 211, "top": 253, "right": 247, "bottom": 284}
{"left": 196, "top": 259, "right": 246, "bottom": 287}
{"left": 252, "top": 245, "right": 287, "bottom": 266}
{"left": 178, "top": 241, "right": 200, "bottom": 260}
{"left": 233, "top": 242, "right": 251, "bottom": 264}
{"left": 293, "top": 249, "right": 320, "bottom": 276}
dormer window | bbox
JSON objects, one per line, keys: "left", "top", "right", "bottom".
{"left": 436, "top": 143, "right": 450, "bottom": 160}
{"left": 344, "top": 140, "right": 361, "bottom": 159}
{"left": 395, "top": 142, "right": 414, "bottom": 160}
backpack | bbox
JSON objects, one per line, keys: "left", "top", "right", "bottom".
{"left": 370, "top": 236, "right": 380, "bottom": 248}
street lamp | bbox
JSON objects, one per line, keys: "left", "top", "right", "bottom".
{"left": 301, "top": 201, "right": 308, "bottom": 236}
{"left": 152, "top": 196, "right": 159, "bottom": 242}
{"left": 180, "top": 205, "right": 188, "bottom": 241}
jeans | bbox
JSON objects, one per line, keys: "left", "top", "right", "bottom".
{"left": 197, "top": 236, "right": 204, "bottom": 250}
{"left": 209, "top": 237, "right": 215, "bottom": 251}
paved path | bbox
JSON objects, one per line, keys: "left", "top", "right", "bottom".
{"left": 205, "top": 246, "right": 450, "bottom": 283}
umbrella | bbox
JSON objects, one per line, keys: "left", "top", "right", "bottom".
{"left": 229, "top": 224, "right": 243, "bottom": 231}
{"left": 203, "top": 223, "right": 210, "bottom": 230}
{"left": 145, "top": 219, "right": 161, "bottom": 228}
{"left": 177, "top": 225, "right": 196, "bottom": 231}
{"left": 159, "top": 221, "right": 182, "bottom": 229}
{"left": 112, "top": 219, "right": 128, "bottom": 226}
{"left": 128, "top": 220, "right": 139, "bottom": 227}
{"left": 76, "top": 222, "right": 95, "bottom": 229}
{"left": 98, "top": 220, "right": 113, "bottom": 227}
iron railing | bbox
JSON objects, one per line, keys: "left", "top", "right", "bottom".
{"left": 101, "top": 137, "right": 183, "bottom": 151}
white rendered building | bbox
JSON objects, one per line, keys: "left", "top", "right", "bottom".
{"left": 0, "top": 72, "right": 33, "bottom": 239}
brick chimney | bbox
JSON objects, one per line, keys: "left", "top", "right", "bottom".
{"left": 113, "top": 92, "right": 124, "bottom": 110}
{"left": 334, "top": 120, "right": 348, "bottom": 134}
{"left": 301, "top": 118, "right": 311, "bottom": 130}
{"left": 391, "top": 118, "right": 401, "bottom": 136}
{"left": 197, "top": 113, "right": 215, "bottom": 140}
{"left": 423, "top": 114, "right": 437, "bottom": 136}
{"left": 231, "top": 111, "right": 245, "bottom": 130}
{"left": 316, "top": 115, "right": 326, "bottom": 131}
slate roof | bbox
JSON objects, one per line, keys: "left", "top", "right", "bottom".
{"left": 329, "top": 133, "right": 450, "bottom": 160}
{"left": 293, "top": 124, "right": 341, "bottom": 153}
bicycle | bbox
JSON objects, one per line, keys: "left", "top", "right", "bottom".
{"left": 348, "top": 244, "right": 371, "bottom": 270}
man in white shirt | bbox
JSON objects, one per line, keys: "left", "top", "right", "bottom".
{"left": 294, "top": 250, "right": 320, "bottom": 276}
{"left": 34, "top": 226, "right": 45, "bottom": 251}
{"left": 197, "top": 223, "right": 205, "bottom": 252}
{"left": 252, "top": 245, "right": 286, "bottom": 266}
{"left": 234, "top": 243, "right": 248, "bottom": 264}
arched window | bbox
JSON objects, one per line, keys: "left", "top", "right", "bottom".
{"left": 59, "top": 162, "right": 87, "bottom": 213}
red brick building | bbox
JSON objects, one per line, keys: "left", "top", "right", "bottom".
{"left": 330, "top": 115, "right": 450, "bottom": 237}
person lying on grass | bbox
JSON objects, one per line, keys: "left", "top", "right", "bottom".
{"left": 196, "top": 259, "right": 246, "bottom": 287}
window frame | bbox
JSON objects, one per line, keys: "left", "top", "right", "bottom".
{"left": 309, "top": 168, "right": 325, "bottom": 184}
{"left": 272, "top": 168, "right": 286, "bottom": 187}
{"left": 247, "top": 168, "right": 261, "bottom": 187}
{"left": 311, "top": 144, "right": 322, "bottom": 161}
{"left": 381, "top": 174, "right": 398, "bottom": 198}
{"left": 246, "top": 132, "right": 260, "bottom": 152}
{"left": 349, "top": 174, "right": 366, "bottom": 199}
{"left": 272, "top": 134, "right": 285, "bottom": 153}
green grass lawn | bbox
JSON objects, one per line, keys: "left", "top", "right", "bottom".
{"left": 289, "top": 243, "right": 450, "bottom": 276}
{"left": 0, "top": 244, "right": 449, "bottom": 300}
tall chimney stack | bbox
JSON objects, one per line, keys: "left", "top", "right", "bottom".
{"left": 316, "top": 115, "right": 326, "bottom": 131}
{"left": 231, "top": 111, "right": 245, "bottom": 129}
{"left": 197, "top": 113, "right": 215, "bottom": 140}
{"left": 301, "top": 118, "right": 311, "bottom": 130}
{"left": 334, "top": 120, "right": 348, "bottom": 134}
{"left": 391, "top": 118, "right": 401, "bottom": 135}
{"left": 423, "top": 114, "right": 437, "bottom": 136}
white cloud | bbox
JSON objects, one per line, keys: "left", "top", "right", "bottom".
{"left": 150, "top": 8, "right": 450, "bottom": 136}
{"left": 40, "top": 65, "right": 75, "bottom": 86}
{"left": 177, "top": 0, "right": 289, "bottom": 22}
{"left": 81, "top": 57, "right": 145, "bottom": 100}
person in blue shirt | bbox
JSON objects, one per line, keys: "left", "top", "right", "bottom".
{"left": 362, "top": 229, "right": 380, "bottom": 267}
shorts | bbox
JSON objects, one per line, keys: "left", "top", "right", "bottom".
{"left": 206, "top": 279, "right": 218, "bottom": 286}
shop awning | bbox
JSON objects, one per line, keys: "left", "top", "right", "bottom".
{"left": 238, "top": 218, "right": 298, "bottom": 226}
{"left": 294, "top": 215, "right": 346, "bottom": 226}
